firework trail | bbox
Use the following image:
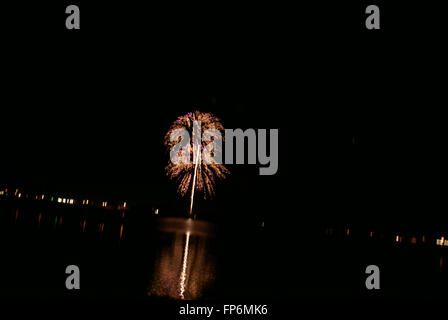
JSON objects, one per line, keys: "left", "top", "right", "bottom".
{"left": 164, "top": 111, "right": 229, "bottom": 216}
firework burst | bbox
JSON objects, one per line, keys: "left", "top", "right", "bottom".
{"left": 164, "top": 111, "right": 229, "bottom": 215}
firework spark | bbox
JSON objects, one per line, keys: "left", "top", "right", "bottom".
{"left": 164, "top": 111, "right": 229, "bottom": 215}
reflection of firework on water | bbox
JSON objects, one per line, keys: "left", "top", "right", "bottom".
{"left": 179, "top": 231, "right": 190, "bottom": 299}
{"left": 148, "top": 231, "right": 216, "bottom": 300}
{"left": 164, "top": 111, "right": 229, "bottom": 205}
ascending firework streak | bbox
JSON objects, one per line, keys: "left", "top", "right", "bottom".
{"left": 164, "top": 111, "right": 229, "bottom": 216}
{"left": 189, "top": 143, "right": 201, "bottom": 215}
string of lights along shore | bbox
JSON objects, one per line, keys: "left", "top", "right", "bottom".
{"left": 0, "top": 186, "right": 133, "bottom": 211}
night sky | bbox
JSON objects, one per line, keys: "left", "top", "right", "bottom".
{"left": 2, "top": 1, "right": 447, "bottom": 228}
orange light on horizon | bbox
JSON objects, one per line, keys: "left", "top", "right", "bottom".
{"left": 436, "top": 237, "right": 447, "bottom": 246}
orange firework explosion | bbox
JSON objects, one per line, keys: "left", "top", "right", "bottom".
{"left": 164, "top": 111, "right": 229, "bottom": 205}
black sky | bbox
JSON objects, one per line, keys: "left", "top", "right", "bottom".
{"left": 2, "top": 1, "right": 447, "bottom": 227}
